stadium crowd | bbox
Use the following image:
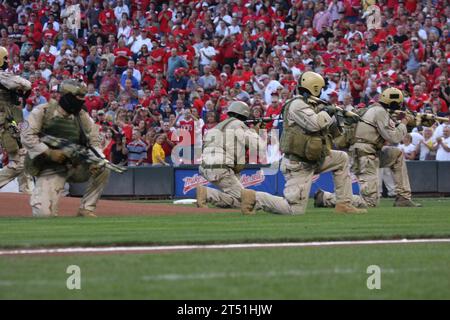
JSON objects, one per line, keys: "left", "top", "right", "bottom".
{"left": 0, "top": 0, "right": 449, "bottom": 167}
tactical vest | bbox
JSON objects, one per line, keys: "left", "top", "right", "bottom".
{"left": 353, "top": 104, "right": 385, "bottom": 150}
{"left": 280, "top": 98, "right": 330, "bottom": 164}
{"left": 0, "top": 85, "right": 24, "bottom": 153}
{"left": 202, "top": 117, "right": 246, "bottom": 172}
{"left": 41, "top": 102, "right": 81, "bottom": 144}
{"left": 25, "top": 102, "right": 82, "bottom": 176}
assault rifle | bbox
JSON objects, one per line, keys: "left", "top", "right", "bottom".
{"left": 40, "top": 135, "right": 127, "bottom": 174}
{"left": 308, "top": 96, "right": 376, "bottom": 128}
{"left": 391, "top": 109, "right": 449, "bottom": 126}
{"left": 245, "top": 116, "right": 283, "bottom": 125}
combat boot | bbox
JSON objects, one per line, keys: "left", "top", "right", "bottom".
{"left": 77, "top": 209, "right": 97, "bottom": 218}
{"left": 393, "top": 196, "right": 422, "bottom": 207}
{"left": 241, "top": 189, "right": 256, "bottom": 215}
{"left": 335, "top": 203, "right": 367, "bottom": 214}
{"left": 314, "top": 189, "right": 327, "bottom": 208}
{"left": 196, "top": 186, "right": 208, "bottom": 208}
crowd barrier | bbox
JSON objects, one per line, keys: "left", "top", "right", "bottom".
{"left": 69, "top": 161, "right": 450, "bottom": 198}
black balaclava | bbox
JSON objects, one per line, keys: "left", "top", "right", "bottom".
{"left": 59, "top": 93, "right": 85, "bottom": 115}
{"left": 1, "top": 59, "right": 7, "bottom": 71}
{"left": 381, "top": 101, "right": 401, "bottom": 112}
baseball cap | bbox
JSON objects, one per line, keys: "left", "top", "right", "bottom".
{"left": 98, "top": 109, "right": 105, "bottom": 115}
{"left": 329, "top": 91, "right": 338, "bottom": 97}
{"left": 411, "top": 36, "right": 419, "bottom": 41}
{"left": 357, "top": 103, "right": 366, "bottom": 109}
{"left": 189, "top": 69, "right": 199, "bottom": 76}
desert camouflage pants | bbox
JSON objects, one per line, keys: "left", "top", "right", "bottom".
{"left": 30, "top": 164, "right": 110, "bottom": 217}
{"left": 0, "top": 148, "right": 33, "bottom": 194}
{"left": 257, "top": 150, "right": 355, "bottom": 215}
{"left": 198, "top": 166, "right": 285, "bottom": 211}
{"left": 322, "top": 146, "right": 411, "bottom": 208}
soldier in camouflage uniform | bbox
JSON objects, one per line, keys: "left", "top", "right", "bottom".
{"left": 240, "top": 72, "right": 366, "bottom": 215}
{"left": 0, "top": 46, "right": 33, "bottom": 194}
{"left": 316, "top": 88, "right": 421, "bottom": 208}
{"left": 196, "top": 101, "right": 289, "bottom": 214}
{"left": 21, "top": 80, "right": 110, "bottom": 217}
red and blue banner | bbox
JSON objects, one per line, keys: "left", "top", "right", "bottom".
{"left": 174, "top": 167, "right": 359, "bottom": 198}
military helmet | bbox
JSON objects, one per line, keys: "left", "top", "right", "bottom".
{"left": 298, "top": 71, "right": 325, "bottom": 97}
{"left": 58, "top": 79, "right": 87, "bottom": 97}
{"left": 0, "top": 46, "right": 8, "bottom": 67}
{"left": 379, "top": 87, "right": 404, "bottom": 106}
{"left": 227, "top": 101, "right": 251, "bottom": 118}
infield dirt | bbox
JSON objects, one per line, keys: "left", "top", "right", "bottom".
{"left": 0, "top": 192, "right": 231, "bottom": 217}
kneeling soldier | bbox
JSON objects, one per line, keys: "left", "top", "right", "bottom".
{"left": 316, "top": 87, "right": 421, "bottom": 208}
{"left": 239, "top": 72, "right": 366, "bottom": 215}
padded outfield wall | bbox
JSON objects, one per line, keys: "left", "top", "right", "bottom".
{"left": 69, "top": 161, "right": 450, "bottom": 198}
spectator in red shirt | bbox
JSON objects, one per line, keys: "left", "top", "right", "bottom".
{"left": 407, "top": 84, "right": 429, "bottom": 112}
{"left": 429, "top": 86, "right": 448, "bottom": 115}
{"left": 264, "top": 92, "right": 283, "bottom": 131}
{"left": 349, "top": 69, "right": 364, "bottom": 105}
{"left": 113, "top": 38, "right": 132, "bottom": 74}
{"left": 158, "top": 3, "right": 172, "bottom": 34}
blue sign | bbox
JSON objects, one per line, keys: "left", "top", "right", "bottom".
{"left": 174, "top": 168, "right": 277, "bottom": 198}
{"left": 277, "top": 171, "right": 360, "bottom": 197}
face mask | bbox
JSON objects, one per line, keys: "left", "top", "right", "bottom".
{"left": 1, "top": 59, "right": 8, "bottom": 71}
{"left": 59, "top": 93, "right": 85, "bottom": 115}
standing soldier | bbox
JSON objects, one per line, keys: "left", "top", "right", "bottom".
{"left": 21, "top": 80, "right": 110, "bottom": 217}
{"left": 239, "top": 71, "right": 366, "bottom": 215}
{"left": 0, "top": 46, "right": 33, "bottom": 194}
{"left": 196, "top": 101, "right": 289, "bottom": 213}
{"left": 316, "top": 87, "right": 421, "bottom": 208}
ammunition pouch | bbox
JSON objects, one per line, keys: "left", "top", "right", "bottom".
{"left": 281, "top": 126, "right": 328, "bottom": 163}
{"left": 24, "top": 153, "right": 46, "bottom": 176}
{"left": 334, "top": 125, "right": 356, "bottom": 150}
{"left": 0, "top": 129, "right": 20, "bottom": 153}
{"left": 355, "top": 137, "right": 384, "bottom": 151}
{"left": 24, "top": 152, "right": 66, "bottom": 176}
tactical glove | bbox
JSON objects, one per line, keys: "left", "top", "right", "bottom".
{"left": 46, "top": 149, "right": 67, "bottom": 164}
{"left": 323, "top": 105, "right": 337, "bottom": 116}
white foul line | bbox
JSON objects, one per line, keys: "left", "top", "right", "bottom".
{"left": 1, "top": 238, "right": 450, "bottom": 256}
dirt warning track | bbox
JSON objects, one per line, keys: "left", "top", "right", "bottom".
{"left": 0, "top": 193, "right": 231, "bottom": 217}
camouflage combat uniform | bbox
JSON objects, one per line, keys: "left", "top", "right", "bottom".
{"left": 257, "top": 97, "right": 365, "bottom": 214}
{"left": 21, "top": 100, "right": 110, "bottom": 217}
{"left": 0, "top": 70, "right": 33, "bottom": 194}
{"left": 198, "top": 116, "right": 286, "bottom": 211}
{"left": 321, "top": 103, "right": 413, "bottom": 207}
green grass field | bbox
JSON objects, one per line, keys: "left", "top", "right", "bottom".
{"left": 0, "top": 198, "right": 449, "bottom": 299}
